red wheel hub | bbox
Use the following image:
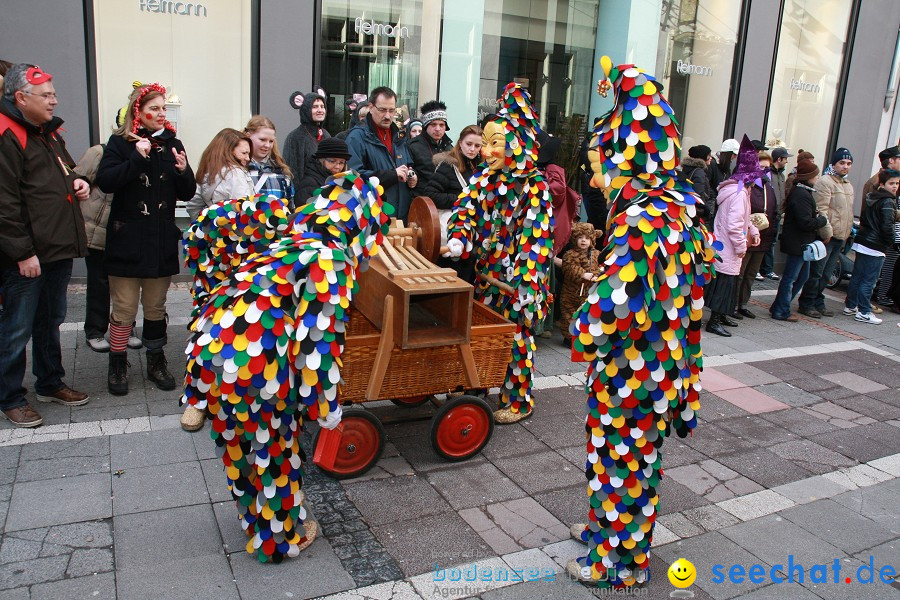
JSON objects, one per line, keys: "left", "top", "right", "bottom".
{"left": 435, "top": 403, "right": 491, "bottom": 459}
{"left": 329, "top": 417, "right": 380, "bottom": 476}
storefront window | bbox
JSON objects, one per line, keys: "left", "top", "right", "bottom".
{"left": 93, "top": 0, "right": 251, "bottom": 161}
{"left": 478, "top": 0, "right": 598, "bottom": 138}
{"left": 655, "top": 0, "right": 740, "bottom": 150}
{"left": 320, "top": 1, "right": 422, "bottom": 134}
{"left": 765, "top": 0, "right": 852, "bottom": 160}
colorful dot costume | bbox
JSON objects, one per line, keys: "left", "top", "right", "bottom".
{"left": 447, "top": 82, "right": 553, "bottom": 417}
{"left": 181, "top": 173, "right": 390, "bottom": 563}
{"left": 569, "top": 57, "right": 718, "bottom": 586}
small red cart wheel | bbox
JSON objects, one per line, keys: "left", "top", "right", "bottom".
{"left": 430, "top": 395, "right": 494, "bottom": 461}
{"left": 313, "top": 409, "right": 384, "bottom": 479}
{"left": 390, "top": 395, "right": 432, "bottom": 407}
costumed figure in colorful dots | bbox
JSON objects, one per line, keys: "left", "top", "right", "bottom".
{"left": 564, "top": 56, "right": 718, "bottom": 587}
{"left": 443, "top": 82, "right": 553, "bottom": 424}
{"left": 181, "top": 172, "right": 391, "bottom": 562}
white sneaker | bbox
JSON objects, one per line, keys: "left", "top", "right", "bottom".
{"left": 86, "top": 337, "right": 110, "bottom": 353}
{"left": 754, "top": 273, "right": 765, "bottom": 281}
{"left": 842, "top": 307, "right": 858, "bottom": 316}
{"left": 855, "top": 312, "right": 883, "bottom": 324}
{"left": 127, "top": 336, "right": 143, "bottom": 349}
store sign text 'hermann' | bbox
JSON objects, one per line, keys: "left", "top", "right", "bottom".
{"left": 354, "top": 17, "right": 409, "bottom": 39}
{"left": 139, "top": 0, "right": 207, "bottom": 17}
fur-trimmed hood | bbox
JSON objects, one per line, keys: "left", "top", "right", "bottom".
{"left": 681, "top": 156, "right": 707, "bottom": 170}
{"left": 432, "top": 150, "right": 458, "bottom": 168}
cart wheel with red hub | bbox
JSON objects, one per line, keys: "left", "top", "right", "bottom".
{"left": 390, "top": 395, "right": 432, "bottom": 408}
{"left": 313, "top": 409, "right": 384, "bottom": 479}
{"left": 430, "top": 395, "right": 494, "bottom": 461}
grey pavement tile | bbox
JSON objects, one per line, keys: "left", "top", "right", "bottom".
{"left": 815, "top": 384, "right": 861, "bottom": 401}
{"left": 110, "top": 427, "right": 197, "bottom": 470}
{"left": 868, "top": 388, "right": 900, "bottom": 407}
{"left": 0, "top": 448, "right": 20, "bottom": 470}
{"left": 781, "top": 499, "right": 896, "bottom": 555}
{"left": 200, "top": 458, "right": 232, "bottom": 503}
{"left": 45, "top": 520, "right": 112, "bottom": 548}
{"left": 532, "top": 485, "right": 586, "bottom": 528}
{"left": 30, "top": 572, "right": 116, "bottom": 600}
{"left": 658, "top": 512, "right": 706, "bottom": 538}
{"left": 715, "top": 415, "right": 799, "bottom": 447}
{"left": 66, "top": 547, "right": 114, "bottom": 577}
{"left": 786, "top": 374, "right": 848, "bottom": 394}
{"left": 480, "top": 422, "right": 548, "bottom": 460}
{"left": 680, "top": 423, "right": 757, "bottom": 456}
{"left": 390, "top": 433, "right": 489, "bottom": 472}
{"left": 785, "top": 354, "right": 871, "bottom": 375}
{"left": 666, "top": 460, "right": 763, "bottom": 503}
{"left": 752, "top": 360, "right": 814, "bottom": 381}
{"left": 192, "top": 430, "right": 218, "bottom": 460}
{"left": 19, "top": 436, "right": 109, "bottom": 462}
{"left": 697, "top": 392, "right": 752, "bottom": 422}
{"left": 658, "top": 477, "right": 710, "bottom": 516}
{"left": 716, "top": 447, "right": 815, "bottom": 488}
{"left": 0, "top": 470, "right": 15, "bottom": 487}
{"left": 6, "top": 474, "right": 111, "bottom": 532}
{"left": 372, "top": 511, "right": 492, "bottom": 577}
{"left": 654, "top": 531, "right": 770, "bottom": 599}
{"left": 115, "top": 504, "right": 224, "bottom": 570}
{"left": 477, "top": 497, "right": 569, "bottom": 550}
{"left": 755, "top": 382, "right": 822, "bottom": 407}
{"left": 118, "top": 553, "right": 240, "bottom": 600}
{"left": 821, "top": 372, "right": 889, "bottom": 394}
{"left": 735, "top": 582, "right": 822, "bottom": 599}
{"left": 767, "top": 439, "right": 857, "bottom": 475}
{"left": 212, "top": 501, "right": 248, "bottom": 556}
{"left": 146, "top": 398, "right": 185, "bottom": 417}
{"left": 344, "top": 475, "right": 451, "bottom": 527}
{"left": 111, "top": 461, "right": 208, "bottom": 515}
{"left": 519, "top": 413, "right": 586, "bottom": 450}
{"left": 479, "top": 579, "right": 597, "bottom": 600}
{"left": 69, "top": 401, "right": 149, "bottom": 423}
{"left": 715, "top": 363, "right": 782, "bottom": 386}
{"left": 0, "top": 555, "right": 68, "bottom": 591}
{"left": 681, "top": 504, "right": 741, "bottom": 532}
{"left": 773, "top": 475, "right": 855, "bottom": 505}
{"left": 426, "top": 461, "right": 526, "bottom": 510}
{"left": 554, "top": 445, "right": 585, "bottom": 470}
{"left": 810, "top": 423, "right": 900, "bottom": 463}
{"left": 856, "top": 367, "right": 900, "bottom": 389}
{"left": 0, "top": 535, "right": 43, "bottom": 563}
{"left": 721, "top": 514, "right": 845, "bottom": 566}
{"left": 759, "top": 407, "right": 840, "bottom": 436}
{"left": 799, "top": 556, "right": 900, "bottom": 600}
{"left": 829, "top": 395, "right": 900, "bottom": 421}
{"left": 855, "top": 540, "right": 900, "bottom": 575}
{"left": 832, "top": 479, "right": 900, "bottom": 530}
{"left": 16, "top": 451, "right": 110, "bottom": 483}
{"left": 661, "top": 440, "right": 707, "bottom": 468}
{"left": 492, "top": 450, "right": 584, "bottom": 495}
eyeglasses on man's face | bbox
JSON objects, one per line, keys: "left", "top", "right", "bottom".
{"left": 371, "top": 105, "right": 396, "bottom": 115}
{"left": 22, "top": 90, "right": 58, "bottom": 101}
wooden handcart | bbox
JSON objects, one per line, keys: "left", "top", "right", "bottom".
{"left": 313, "top": 198, "right": 516, "bottom": 479}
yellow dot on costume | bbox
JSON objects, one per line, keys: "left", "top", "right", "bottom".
{"left": 649, "top": 104, "right": 664, "bottom": 117}
{"left": 619, "top": 262, "right": 637, "bottom": 282}
{"left": 233, "top": 302, "right": 249, "bottom": 317}
{"left": 622, "top": 538, "right": 636, "bottom": 550}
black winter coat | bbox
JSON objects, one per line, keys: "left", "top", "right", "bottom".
{"left": 856, "top": 189, "right": 897, "bottom": 253}
{"left": 780, "top": 183, "right": 827, "bottom": 256}
{"left": 680, "top": 156, "right": 712, "bottom": 223}
{"left": 748, "top": 180, "right": 778, "bottom": 253}
{"left": 296, "top": 159, "right": 331, "bottom": 204}
{"left": 422, "top": 152, "right": 478, "bottom": 209}
{"left": 0, "top": 99, "right": 87, "bottom": 268}
{"left": 408, "top": 133, "right": 452, "bottom": 191}
{"left": 96, "top": 129, "right": 195, "bottom": 278}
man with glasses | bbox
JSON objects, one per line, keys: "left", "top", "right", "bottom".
{"left": 0, "top": 64, "right": 91, "bottom": 427}
{"left": 346, "top": 86, "right": 417, "bottom": 220}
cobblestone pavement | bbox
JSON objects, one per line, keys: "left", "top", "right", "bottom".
{"left": 0, "top": 280, "right": 898, "bottom": 599}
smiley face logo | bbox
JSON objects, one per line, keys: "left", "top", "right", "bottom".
{"left": 667, "top": 558, "right": 696, "bottom": 588}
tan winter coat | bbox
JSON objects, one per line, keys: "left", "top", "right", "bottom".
{"left": 74, "top": 144, "right": 113, "bottom": 250}
{"left": 814, "top": 173, "right": 855, "bottom": 241}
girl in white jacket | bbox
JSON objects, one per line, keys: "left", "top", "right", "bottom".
{"left": 187, "top": 128, "right": 254, "bottom": 220}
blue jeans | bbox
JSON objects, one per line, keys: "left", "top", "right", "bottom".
{"left": 798, "top": 238, "right": 844, "bottom": 311}
{"left": 845, "top": 252, "right": 885, "bottom": 315}
{"left": 0, "top": 259, "right": 72, "bottom": 411}
{"left": 770, "top": 254, "right": 810, "bottom": 319}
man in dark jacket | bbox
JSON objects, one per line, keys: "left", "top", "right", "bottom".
{"left": 408, "top": 100, "right": 452, "bottom": 190}
{"left": 681, "top": 145, "right": 712, "bottom": 223}
{"left": 346, "top": 86, "right": 417, "bottom": 220}
{"left": 0, "top": 64, "right": 91, "bottom": 427}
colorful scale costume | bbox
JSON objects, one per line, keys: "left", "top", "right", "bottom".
{"left": 181, "top": 174, "right": 390, "bottom": 562}
{"left": 447, "top": 83, "right": 553, "bottom": 418}
{"left": 569, "top": 57, "right": 718, "bottom": 586}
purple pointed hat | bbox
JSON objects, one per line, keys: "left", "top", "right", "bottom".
{"left": 731, "top": 135, "right": 767, "bottom": 187}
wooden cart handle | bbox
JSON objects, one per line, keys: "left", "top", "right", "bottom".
{"left": 477, "top": 273, "right": 516, "bottom": 296}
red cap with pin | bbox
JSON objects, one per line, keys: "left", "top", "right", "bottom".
{"left": 25, "top": 66, "right": 53, "bottom": 85}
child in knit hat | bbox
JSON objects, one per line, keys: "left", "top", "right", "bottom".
{"left": 557, "top": 222, "right": 603, "bottom": 347}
